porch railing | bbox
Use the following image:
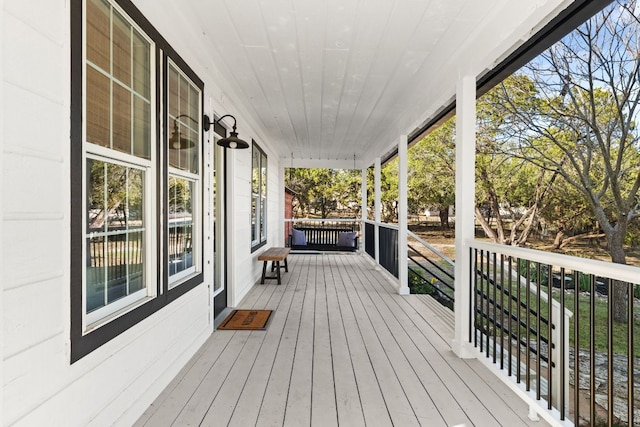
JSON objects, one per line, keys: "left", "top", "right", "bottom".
{"left": 363, "top": 220, "right": 400, "bottom": 278}
{"left": 407, "top": 230, "right": 455, "bottom": 309}
{"left": 284, "top": 218, "right": 361, "bottom": 250}
{"left": 469, "top": 240, "right": 639, "bottom": 427}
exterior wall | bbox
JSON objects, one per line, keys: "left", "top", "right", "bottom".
{"left": 227, "top": 141, "right": 283, "bottom": 307}
{"left": 1, "top": 0, "right": 284, "bottom": 425}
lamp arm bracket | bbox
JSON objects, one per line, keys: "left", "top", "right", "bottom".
{"left": 203, "top": 114, "right": 237, "bottom": 132}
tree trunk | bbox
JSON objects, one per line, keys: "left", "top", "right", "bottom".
{"left": 557, "top": 232, "right": 605, "bottom": 249}
{"left": 438, "top": 206, "right": 450, "bottom": 229}
{"left": 607, "top": 229, "right": 629, "bottom": 323}
{"left": 552, "top": 227, "right": 565, "bottom": 249}
{"left": 475, "top": 206, "right": 501, "bottom": 243}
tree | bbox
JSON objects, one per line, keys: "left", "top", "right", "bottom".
{"left": 497, "top": 1, "right": 640, "bottom": 322}
{"left": 286, "top": 167, "right": 361, "bottom": 218}
{"left": 475, "top": 75, "right": 558, "bottom": 246}
{"left": 409, "top": 119, "right": 456, "bottom": 228}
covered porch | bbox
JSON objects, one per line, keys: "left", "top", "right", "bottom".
{"left": 135, "top": 253, "right": 548, "bottom": 426}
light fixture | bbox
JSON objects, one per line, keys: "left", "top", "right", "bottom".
{"left": 203, "top": 114, "right": 250, "bottom": 149}
{"left": 169, "top": 115, "right": 196, "bottom": 150}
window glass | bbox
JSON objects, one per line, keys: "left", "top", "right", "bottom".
{"left": 168, "top": 176, "right": 195, "bottom": 276}
{"left": 75, "top": 0, "right": 205, "bottom": 360}
{"left": 167, "top": 62, "right": 201, "bottom": 283}
{"left": 86, "top": 0, "right": 110, "bottom": 72}
{"left": 86, "top": 0, "right": 151, "bottom": 160}
{"left": 86, "top": 67, "right": 111, "bottom": 147}
{"left": 84, "top": 0, "right": 153, "bottom": 324}
{"left": 168, "top": 63, "right": 200, "bottom": 174}
{"left": 86, "top": 159, "right": 145, "bottom": 313}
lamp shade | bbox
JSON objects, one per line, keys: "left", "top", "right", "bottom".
{"left": 169, "top": 121, "right": 195, "bottom": 150}
{"left": 217, "top": 131, "right": 249, "bottom": 149}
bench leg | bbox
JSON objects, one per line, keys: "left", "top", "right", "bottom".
{"left": 276, "top": 261, "right": 281, "bottom": 284}
{"left": 261, "top": 261, "right": 267, "bottom": 284}
{"left": 284, "top": 257, "right": 288, "bottom": 272}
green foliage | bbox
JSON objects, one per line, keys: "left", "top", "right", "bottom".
{"left": 408, "top": 119, "right": 456, "bottom": 227}
{"left": 286, "top": 168, "right": 361, "bottom": 218}
{"left": 408, "top": 269, "right": 435, "bottom": 294}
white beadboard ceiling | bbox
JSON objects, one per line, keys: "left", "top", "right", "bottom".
{"left": 135, "top": 0, "right": 573, "bottom": 167}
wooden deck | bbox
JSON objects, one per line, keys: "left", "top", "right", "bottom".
{"left": 135, "top": 254, "right": 549, "bottom": 427}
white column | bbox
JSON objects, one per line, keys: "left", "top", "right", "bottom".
{"left": 374, "top": 157, "right": 381, "bottom": 266}
{"left": 361, "top": 167, "right": 367, "bottom": 253}
{"left": 452, "top": 75, "right": 477, "bottom": 359}
{"left": 398, "top": 135, "right": 409, "bottom": 295}
{"left": 279, "top": 164, "right": 286, "bottom": 246}
{"left": 0, "top": 1, "right": 4, "bottom": 416}
{"left": 226, "top": 149, "right": 238, "bottom": 307}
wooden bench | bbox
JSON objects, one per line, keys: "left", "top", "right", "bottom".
{"left": 258, "top": 247, "right": 291, "bottom": 285}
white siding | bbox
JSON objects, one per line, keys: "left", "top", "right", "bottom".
{"left": 226, "top": 135, "right": 284, "bottom": 308}
{"left": 1, "top": 2, "right": 211, "bottom": 425}
{"left": 2, "top": 1, "right": 286, "bottom": 424}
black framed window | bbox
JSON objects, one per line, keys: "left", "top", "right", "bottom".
{"left": 71, "top": 0, "right": 204, "bottom": 362}
{"left": 251, "top": 142, "right": 267, "bottom": 250}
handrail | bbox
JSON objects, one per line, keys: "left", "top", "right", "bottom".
{"left": 471, "top": 239, "right": 640, "bottom": 284}
{"left": 285, "top": 218, "right": 361, "bottom": 223}
{"left": 468, "top": 241, "right": 639, "bottom": 425}
{"left": 408, "top": 230, "right": 454, "bottom": 267}
{"left": 408, "top": 245, "right": 454, "bottom": 284}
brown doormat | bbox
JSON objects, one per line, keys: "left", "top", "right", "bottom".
{"left": 217, "top": 309, "right": 273, "bottom": 330}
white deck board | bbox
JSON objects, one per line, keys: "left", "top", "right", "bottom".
{"left": 136, "top": 254, "right": 550, "bottom": 427}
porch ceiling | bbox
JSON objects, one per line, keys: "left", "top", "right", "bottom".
{"left": 135, "top": 0, "right": 572, "bottom": 167}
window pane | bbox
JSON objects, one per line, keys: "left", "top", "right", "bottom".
{"left": 169, "top": 176, "right": 194, "bottom": 276}
{"left": 87, "top": 159, "right": 105, "bottom": 233}
{"left": 112, "top": 10, "right": 131, "bottom": 86}
{"left": 106, "top": 233, "right": 128, "bottom": 303}
{"left": 132, "top": 31, "right": 150, "bottom": 98}
{"left": 261, "top": 152, "right": 267, "bottom": 195}
{"left": 168, "top": 64, "right": 200, "bottom": 172}
{"left": 252, "top": 148, "right": 260, "bottom": 194}
{"left": 260, "top": 197, "right": 266, "bottom": 240}
{"left": 86, "top": 66, "right": 111, "bottom": 147}
{"left": 105, "top": 162, "right": 126, "bottom": 230}
{"left": 86, "top": 159, "right": 146, "bottom": 315}
{"left": 179, "top": 75, "right": 189, "bottom": 115}
{"left": 127, "top": 168, "right": 144, "bottom": 229}
{"left": 112, "top": 82, "right": 132, "bottom": 154}
{"left": 251, "top": 196, "right": 258, "bottom": 242}
{"left": 85, "top": 0, "right": 151, "bottom": 161}
{"left": 133, "top": 95, "right": 151, "bottom": 159}
{"left": 86, "top": 235, "right": 106, "bottom": 313}
{"left": 86, "top": 0, "right": 110, "bottom": 72}
{"left": 189, "top": 85, "right": 199, "bottom": 124}
{"left": 189, "top": 129, "right": 199, "bottom": 174}
{"left": 127, "top": 230, "right": 145, "bottom": 293}
{"left": 168, "top": 68, "right": 179, "bottom": 118}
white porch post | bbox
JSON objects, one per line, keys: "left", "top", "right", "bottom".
{"left": 452, "top": 75, "right": 477, "bottom": 358}
{"left": 279, "top": 164, "right": 286, "bottom": 246}
{"left": 398, "top": 135, "right": 409, "bottom": 295}
{"left": 226, "top": 149, "right": 238, "bottom": 307}
{"left": 361, "top": 167, "right": 367, "bottom": 253}
{"left": 374, "top": 157, "right": 381, "bottom": 266}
